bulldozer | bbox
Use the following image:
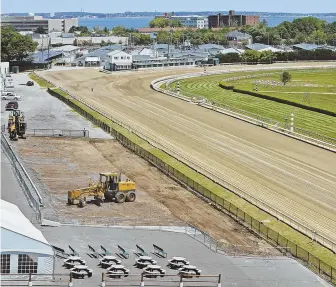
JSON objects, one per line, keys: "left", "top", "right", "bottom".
{"left": 68, "top": 172, "right": 136, "bottom": 207}
{"left": 8, "top": 110, "right": 27, "bottom": 141}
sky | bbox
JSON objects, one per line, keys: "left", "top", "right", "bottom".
{"left": 1, "top": 0, "right": 336, "bottom": 14}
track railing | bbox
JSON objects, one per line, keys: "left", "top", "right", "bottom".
{"left": 1, "top": 132, "right": 43, "bottom": 222}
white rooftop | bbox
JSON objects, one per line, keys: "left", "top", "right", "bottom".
{"left": 0, "top": 200, "right": 49, "bottom": 245}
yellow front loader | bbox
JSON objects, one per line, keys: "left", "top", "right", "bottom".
{"left": 68, "top": 172, "right": 136, "bottom": 207}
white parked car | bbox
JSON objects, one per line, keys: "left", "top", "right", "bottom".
{"left": 70, "top": 265, "right": 93, "bottom": 278}
{"left": 178, "top": 265, "right": 202, "bottom": 277}
{"left": 167, "top": 257, "right": 190, "bottom": 269}
{"left": 1, "top": 93, "right": 20, "bottom": 101}
{"left": 134, "top": 256, "right": 157, "bottom": 269}
{"left": 143, "top": 265, "right": 166, "bottom": 278}
{"left": 99, "top": 255, "right": 122, "bottom": 268}
{"left": 63, "top": 256, "right": 86, "bottom": 269}
{"left": 107, "top": 265, "right": 130, "bottom": 278}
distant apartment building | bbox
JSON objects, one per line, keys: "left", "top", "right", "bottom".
{"left": 208, "top": 10, "right": 259, "bottom": 28}
{"left": 155, "top": 13, "right": 208, "bottom": 29}
{"left": 170, "top": 15, "right": 208, "bottom": 29}
{"left": 1, "top": 14, "right": 78, "bottom": 33}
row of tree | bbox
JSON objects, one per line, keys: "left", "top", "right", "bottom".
{"left": 216, "top": 49, "right": 336, "bottom": 64}
{"left": 241, "top": 17, "right": 336, "bottom": 45}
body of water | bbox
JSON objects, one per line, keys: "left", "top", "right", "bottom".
{"left": 79, "top": 16, "right": 336, "bottom": 30}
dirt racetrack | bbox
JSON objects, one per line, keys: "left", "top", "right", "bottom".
{"left": 39, "top": 63, "right": 336, "bottom": 248}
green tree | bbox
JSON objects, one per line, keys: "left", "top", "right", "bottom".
{"left": 169, "top": 19, "right": 183, "bottom": 27}
{"left": 260, "top": 50, "right": 276, "bottom": 63}
{"left": 1, "top": 26, "right": 38, "bottom": 62}
{"left": 241, "top": 50, "right": 260, "bottom": 63}
{"left": 34, "top": 26, "right": 47, "bottom": 34}
{"left": 149, "top": 18, "right": 170, "bottom": 28}
{"left": 103, "top": 26, "right": 109, "bottom": 33}
{"left": 280, "top": 71, "right": 292, "bottom": 86}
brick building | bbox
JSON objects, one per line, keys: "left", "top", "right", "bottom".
{"left": 208, "top": 10, "right": 259, "bottom": 28}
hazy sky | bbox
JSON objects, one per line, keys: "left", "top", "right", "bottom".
{"left": 2, "top": 0, "right": 336, "bottom": 14}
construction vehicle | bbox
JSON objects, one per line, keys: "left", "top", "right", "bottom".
{"left": 68, "top": 172, "right": 136, "bottom": 207}
{"left": 8, "top": 110, "right": 27, "bottom": 141}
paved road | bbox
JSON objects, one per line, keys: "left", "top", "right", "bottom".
{"left": 40, "top": 225, "right": 331, "bottom": 287}
{"left": 39, "top": 63, "right": 336, "bottom": 247}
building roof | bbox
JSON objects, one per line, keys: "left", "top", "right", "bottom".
{"left": 107, "top": 50, "right": 131, "bottom": 56}
{"left": 198, "top": 44, "right": 225, "bottom": 50}
{"left": 245, "top": 43, "right": 271, "bottom": 51}
{"left": 226, "top": 30, "right": 252, "bottom": 40}
{"left": 52, "top": 45, "right": 79, "bottom": 52}
{"left": 85, "top": 56, "right": 100, "bottom": 62}
{"left": 31, "top": 50, "right": 63, "bottom": 63}
{"left": 137, "top": 27, "right": 198, "bottom": 33}
{"left": 219, "top": 48, "right": 245, "bottom": 54}
{"left": 0, "top": 200, "right": 49, "bottom": 245}
{"left": 292, "top": 43, "right": 320, "bottom": 51}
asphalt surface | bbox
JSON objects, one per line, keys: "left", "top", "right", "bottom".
{"left": 0, "top": 70, "right": 333, "bottom": 287}
{"left": 41, "top": 225, "right": 331, "bottom": 287}
{"left": 0, "top": 73, "right": 113, "bottom": 139}
{"left": 39, "top": 63, "right": 336, "bottom": 246}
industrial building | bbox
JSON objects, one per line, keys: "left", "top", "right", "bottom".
{"left": 208, "top": 10, "right": 259, "bottom": 28}
{"left": 0, "top": 200, "right": 54, "bottom": 277}
{"left": 1, "top": 14, "right": 78, "bottom": 33}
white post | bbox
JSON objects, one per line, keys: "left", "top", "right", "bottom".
{"left": 28, "top": 282, "right": 33, "bottom": 287}
{"left": 290, "top": 113, "right": 294, "bottom": 132}
{"left": 68, "top": 283, "right": 73, "bottom": 287}
{"left": 177, "top": 81, "right": 180, "bottom": 95}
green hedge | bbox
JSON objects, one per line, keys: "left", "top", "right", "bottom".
{"left": 219, "top": 82, "right": 336, "bottom": 117}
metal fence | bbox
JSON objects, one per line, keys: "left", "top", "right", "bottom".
{"left": 0, "top": 273, "right": 70, "bottom": 287}
{"left": 26, "top": 128, "right": 90, "bottom": 138}
{"left": 1, "top": 132, "right": 43, "bottom": 223}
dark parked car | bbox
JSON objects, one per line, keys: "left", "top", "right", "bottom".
{"left": 26, "top": 81, "right": 34, "bottom": 86}
{"left": 5, "top": 101, "right": 18, "bottom": 111}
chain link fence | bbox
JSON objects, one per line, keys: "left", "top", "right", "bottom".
{"left": 26, "top": 128, "right": 90, "bottom": 138}
{"left": 1, "top": 132, "right": 43, "bottom": 223}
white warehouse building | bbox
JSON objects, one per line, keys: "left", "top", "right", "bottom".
{"left": 171, "top": 15, "right": 208, "bottom": 29}
{"left": 0, "top": 200, "right": 54, "bottom": 277}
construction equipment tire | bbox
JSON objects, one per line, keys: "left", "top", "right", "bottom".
{"left": 79, "top": 199, "right": 85, "bottom": 208}
{"left": 68, "top": 198, "right": 74, "bottom": 205}
{"left": 115, "top": 192, "right": 126, "bottom": 203}
{"left": 126, "top": 192, "right": 136, "bottom": 202}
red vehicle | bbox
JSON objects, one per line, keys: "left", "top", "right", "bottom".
{"left": 5, "top": 101, "right": 18, "bottom": 111}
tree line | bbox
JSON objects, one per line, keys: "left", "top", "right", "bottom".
{"left": 216, "top": 49, "right": 336, "bottom": 64}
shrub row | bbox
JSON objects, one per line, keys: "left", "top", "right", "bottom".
{"left": 219, "top": 82, "right": 336, "bottom": 117}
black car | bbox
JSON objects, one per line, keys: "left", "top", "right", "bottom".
{"left": 5, "top": 101, "right": 18, "bottom": 110}
{"left": 26, "top": 81, "right": 34, "bottom": 86}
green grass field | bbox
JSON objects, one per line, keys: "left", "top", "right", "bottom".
{"left": 167, "top": 69, "right": 336, "bottom": 138}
